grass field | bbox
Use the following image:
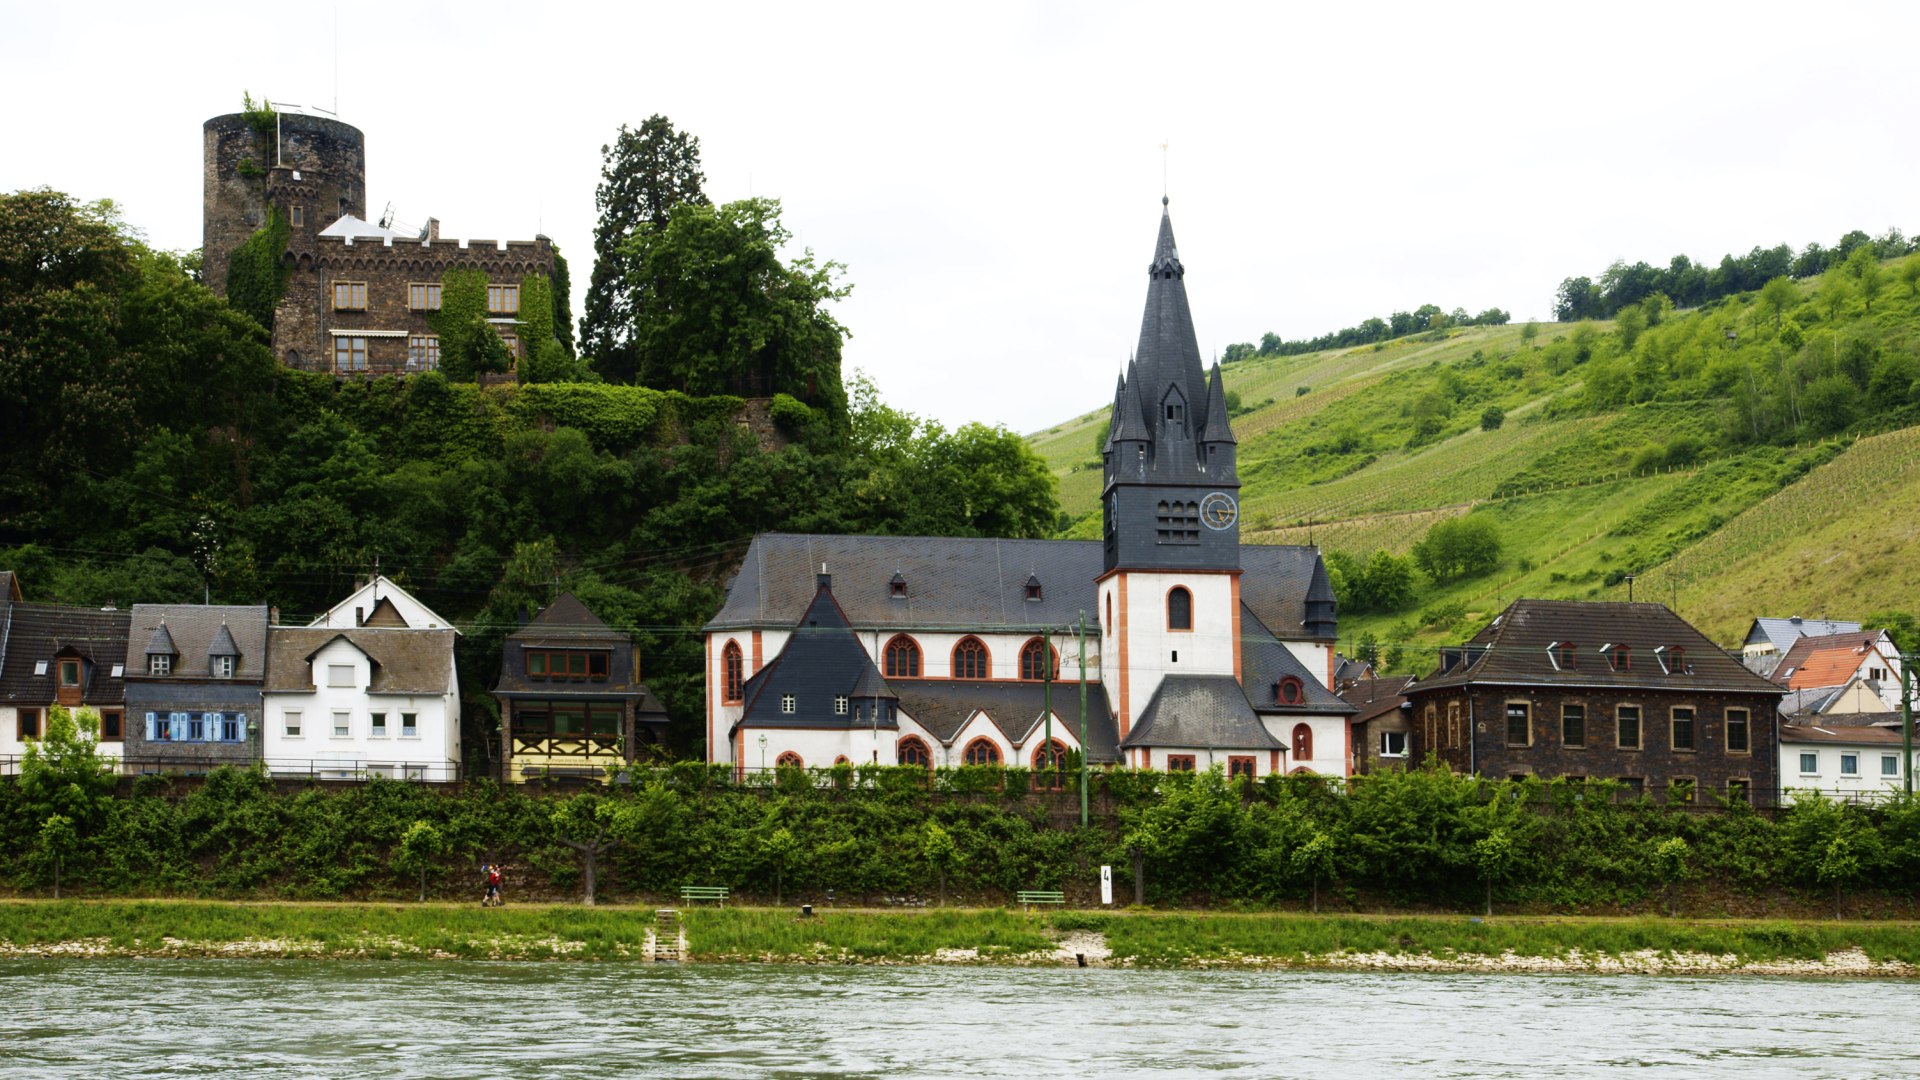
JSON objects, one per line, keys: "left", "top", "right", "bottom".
{"left": 4, "top": 901, "right": 1916, "bottom": 972}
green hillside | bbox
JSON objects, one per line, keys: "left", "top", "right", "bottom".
{"left": 1028, "top": 252, "right": 1920, "bottom": 664}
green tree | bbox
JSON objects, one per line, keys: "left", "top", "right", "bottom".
{"left": 1470, "top": 827, "right": 1516, "bottom": 916}
{"left": 1899, "top": 257, "right": 1920, "bottom": 299}
{"left": 1480, "top": 405, "right": 1505, "bottom": 431}
{"left": 33, "top": 813, "right": 78, "bottom": 899}
{"left": 19, "top": 706, "right": 115, "bottom": 833}
{"left": 1412, "top": 517, "right": 1502, "bottom": 584}
{"left": 1756, "top": 276, "right": 1797, "bottom": 330}
{"left": 1650, "top": 835, "right": 1691, "bottom": 916}
{"left": 1290, "top": 829, "right": 1338, "bottom": 914}
{"left": 923, "top": 821, "right": 959, "bottom": 907}
{"left": 393, "top": 819, "right": 448, "bottom": 901}
{"left": 1849, "top": 246, "right": 1886, "bottom": 314}
{"left": 763, "top": 824, "right": 798, "bottom": 906}
{"left": 1351, "top": 550, "right": 1417, "bottom": 613}
{"left": 581, "top": 116, "right": 709, "bottom": 384}
{"left": 625, "top": 198, "right": 851, "bottom": 423}
{"left": 1817, "top": 269, "right": 1853, "bottom": 323}
{"left": 1519, "top": 322, "right": 1538, "bottom": 348}
{"left": 551, "top": 790, "right": 623, "bottom": 905}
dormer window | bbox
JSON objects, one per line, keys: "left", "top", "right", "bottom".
{"left": 58, "top": 660, "right": 81, "bottom": 688}
{"left": 1601, "top": 644, "right": 1631, "bottom": 672}
{"left": 1025, "top": 575, "right": 1043, "bottom": 602}
{"left": 890, "top": 572, "right": 908, "bottom": 599}
{"left": 1656, "top": 646, "right": 1688, "bottom": 675}
{"left": 149, "top": 654, "right": 172, "bottom": 677}
{"left": 1547, "top": 642, "right": 1575, "bottom": 671}
{"left": 212, "top": 655, "right": 235, "bottom": 679}
{"left": 1274, "top": 677, "right": 1305, "bottom": 705}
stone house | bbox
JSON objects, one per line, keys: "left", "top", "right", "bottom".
{"left": 1342, "top": 675, "right": 1415, "bottom": 774}
{"left": 120, "top": 604, "right": 270, "bottom": 773}
{"left": 1407, "top": 600, "right": 1785, "bottom": 804}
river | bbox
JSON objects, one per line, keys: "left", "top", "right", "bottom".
{"left": 4, "top": 959, "right": 1916, "bottom": 1077}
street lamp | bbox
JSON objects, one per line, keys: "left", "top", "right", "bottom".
{"left": 757, "top": 733, "right": 767, "bottom": 774}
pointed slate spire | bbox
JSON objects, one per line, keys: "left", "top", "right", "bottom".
{"left": 1201, "top": 363, "right": 1236, "bottom": 445}
{"left": 1133, "top": 201, "right": 1208, "bottom": 436}
{"left": 1111, "top": 366, "right": 1150, "bottom": 444}
{"left": 1102, "top": 371, "right": 1126, "bottom": 452}
{"left": 144, "top": 620, "right": 177, "bottom": 657}
{"left": 208, "top": 621, "right": 240, "bottom": 657}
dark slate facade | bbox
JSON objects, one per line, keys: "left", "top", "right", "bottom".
{"left": 1407, "top": 600, "right": 1785, "bottom": 803}
{"left": 121, "top": 604, "right": 270, "bottom": 772}
{"left": 1102, "top": 202, "right": 1243, "bottom": 575}
{"left": 493, "top": 593, "right": 668, "bottom": 781}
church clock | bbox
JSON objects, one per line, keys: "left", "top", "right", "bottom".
{"left": 1200, "top": 491, "right": 1238, "bottom": 531}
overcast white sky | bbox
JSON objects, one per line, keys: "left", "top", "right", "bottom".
{"left": 5, "top": 1, "right": 1916, "bottom": 433}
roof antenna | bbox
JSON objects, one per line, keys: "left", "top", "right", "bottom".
{"left": 1160, "top": 139, "right": 1169, "bottom": 203}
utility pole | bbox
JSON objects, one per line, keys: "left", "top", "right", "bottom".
{"left": 1904, "top": 654, "right": 1914, "bottom": 798}
{"left": 1043, "top": 628, "right": 1053, "bottom": 787}
{"left": 1075, "top": 611, "right": 1090, "bottom": 826}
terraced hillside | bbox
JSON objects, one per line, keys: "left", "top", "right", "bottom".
{"left": 1028, "top": 251, "right": 1920, "bottom": 665}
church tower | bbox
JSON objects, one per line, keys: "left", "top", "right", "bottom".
{"left": 1098, "top": 200, "right": 1244, "bottom": 745}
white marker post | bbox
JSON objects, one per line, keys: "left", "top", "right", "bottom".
{"left": 1100, "top": 865, "right": 1113, "bottom": 906}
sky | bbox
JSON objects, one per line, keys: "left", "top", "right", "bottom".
{"left": 5, "top": 1, "right": 1917, "bottom": 434}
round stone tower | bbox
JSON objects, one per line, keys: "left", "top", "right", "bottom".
{"left": 201, "top": 109, "right": 366, "bottom": 297}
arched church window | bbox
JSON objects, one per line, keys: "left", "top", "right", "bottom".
{"left": 952, "top": 636, "right": 990, "bottom": 680}
{"left": 1019, "top": 638, "right": 1056, "bottom": 681}
{"left": 721, "top": 640, "right": 744, "bottom": 703}
{"left": 775, "top": 751, "right": 804, "bottom": 769}
{"left": 884, "top": 635, "right": 921, "bottom": 678}
{"left": 897, "top": 736, "right": 931, "bottom": 769}
{"left": 962, "top": 738, "right": 1001, "bottom": 766}
{"left": 1167, "top": 587, "right": 1193, "bottom": 631}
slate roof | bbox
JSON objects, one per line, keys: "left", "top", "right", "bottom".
{"left": 1340, "top": 675, "right": 1417, "bottom": 726}
{"left": 124, "top": 605, "right": 270, "bottom": 680}
{"left": 1780, "top": 723, "right": 1907, "bottom": 747}
{"left": 507, "top": 593, "right": 625, "bottom": 645}
{"left": 493, "top": 594, "right": 661, "bottom": 711}
{"left": 890, "top": 679, "right": 1120, "bottom": 761}
{"left": 1744, "top": 617, "right": 1859, "bottom": 653}
{"left": 263, "top": 627, "right": 455, "bottom": 695}
{"left": 737, "top": 577, "right": 899, "bottom": 731}
{"left": 1413, "top": 599, "right": 1783, "bottom": 695}
{"left": 0, "top": 602, "right": 131, "bottom": 705}
{"left": 1240, "top": 604, "right": 1355, "bottom": 716}
{"left": 707, "top": 533, "right": 1333, "bottom": 639}
{"left": 1128, "top": 204, "right": 1212, "bottom": 443}
{"left": 1771, "top": 631, "right": 1889, "bottom": 690}
{"left": 1122, "top": 674, "right": 1281, "bottom": 749}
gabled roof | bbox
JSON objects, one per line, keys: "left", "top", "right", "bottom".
{"left": 707, "top": 533, "right": 1331, "bottom": 640}
{"left": 263, "top": 627, "right": 455, "bottom": 695}
{"left": 737, "top": 576, "right": 898, "bottom": 731}
{"left": 1122, "top": 674, "right": 1281, "bottom": 749}
{"left": 1744, "top": 616, "right": 1860, "bottom": 653}
{"left": 361, "top": 597, "right": 410, "bottom": 628}
{"left": 1340, "top": 675, "right": 1417, "bottom": 726}
{"left": 124, "top": 605, "right": 270, "bottom": 680}
{"left": 0, "top": 602, "right": 131, "bottom": 705}
{"left": 1240, "top": 604, "right": 1355, "bottom": 716}
{"left": 1780, "top": 723, "right": 1907, "bottom": 747}
{"left": 1412, "top": 599, "right": 1782, "bottom": 695}
{"left": 1771, "top": 631, "right": 1892, "bottom": 690}
{"left": 888, "top": 680, "right": 1120, "bottom": 762}
{"left": 507, "top": 592, "right": 626, "bottom": 645}
{"left": 310, "top": 575, "right": 458, "bottom": 634}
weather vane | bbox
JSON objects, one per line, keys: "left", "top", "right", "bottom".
{"left": 1160, "top": 140, "right": 1169, "bottom": 199}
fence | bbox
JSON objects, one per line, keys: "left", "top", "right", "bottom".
{"left": 0, "top": 754, "right": 462, "bottom": 784}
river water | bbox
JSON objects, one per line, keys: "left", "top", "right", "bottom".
{"left": 4, "top": 959, "right": 1917, "bottom": 1078}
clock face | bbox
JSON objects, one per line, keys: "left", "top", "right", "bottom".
{"left": 1201, "top": 492, "right": 1238, "bottom": 531}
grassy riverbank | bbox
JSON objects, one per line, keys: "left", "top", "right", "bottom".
{"left": 3, "top": 900, "right": 1918, "bottom": 974}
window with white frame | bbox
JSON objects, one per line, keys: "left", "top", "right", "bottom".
{"left": 370, "top": 712, "right": 387, "bottom": 737}
{"left": 212, "top": 655, "right": 235, "bottom": 679}
{"left": 149, "top": 654, "right": 172, "bottom": 676}
{"left": 1883, "top": 754, "right": 1901, "bottom": 777}
{"left": 1799, "top": 751, "right": 1818, "bottom": 774}
{"left": 401, "top": 712, "right": 417, "bottom": 737}
{"left": 834, "top": 695, "right": 849, "bottom": 715}
{"left": 1379, "top": 730, "right": 1408, "bottom": 758}
{"left": 781, "top": 694, "right": 795, "bottom": 714}
{"left": 328, "top": 664, "right": 354, "bottom": 687}
{"left": 1840, "top": 753, "right": 1859, "bottom": 777}
{"left": 285, "top": 710, "right": 302, "bottom": 737}
{"left": 332, "top": 711, "right": 350, "bottom": 738}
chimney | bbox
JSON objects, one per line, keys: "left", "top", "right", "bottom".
{"left": 426, "top": 217, "right": 440, "bottom": 241}
{"left": 269, "top": 606, "right": 280, "bottom": 625}
{"left": 817, "top": 562, "right": 831, "bottom": 590}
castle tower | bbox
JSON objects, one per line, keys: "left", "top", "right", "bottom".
{"left": 202, "top": 109, "right": 365, "bottom": 298}
{"left": 1098, "top": 200, "right": 1245, "bottom": 742}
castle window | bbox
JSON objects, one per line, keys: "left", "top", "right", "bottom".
{"left": 962, "top": 738, "right": 1001, "bottom": 766}
{"left": 1155, "top": 500, "right": 1201, "bottom": 545}
{"left": 487, "top": 284, "right": 520, "bottom": 315}
{"left": 897, "top": 736, "right": 931, "bottom": 769}
{"left": 952, "top": 636, "right": 990, "bottom": 680}
{"left": 721, "top": 641, "right": 744, "bottom": 704}
{"left": 1291, "top": 723, "right": 1313, "bottom": 762}
{"left": 1019, "top": 638, "right": 1056, "bottom": 681}
{"left": 334, "top": 336, "right": 368, "bottom": 372}
{"left": 332, "top": 281, "right": 368, "bottom": 311}
{"left": 883, "top": 635, "right": 921, "bottom": 678}
{"left": 408, "top": 283, "right": 443, "bottom": 311}
{"left": 289, "top": 205, "right": 304, "bottom": 227}
{"left": 1167, "top": 587, "right": 1192, "bottom": 631}
{"left": 499, "top": 330, "right": 520, "bottom": 359}
{"left": 408, "top": 335, "right": 440, "bottom": 370}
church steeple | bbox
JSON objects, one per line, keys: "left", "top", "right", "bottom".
{"left": 1102, "top": 201, "right": 1241, "bottom": 574}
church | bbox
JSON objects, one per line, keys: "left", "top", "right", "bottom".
{"left": 702, "top": 202, "right": 1354, "bottom": 776}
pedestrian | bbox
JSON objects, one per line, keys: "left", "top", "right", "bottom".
{"left": 485, "top": 863, "right": 504, "bottom": 907}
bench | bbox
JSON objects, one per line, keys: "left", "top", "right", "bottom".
{"left": 1017, "top": 890, "right": 1065, "bottom": 912}
{"left": 680, "top": 885, "right": 729, "bottom": 905}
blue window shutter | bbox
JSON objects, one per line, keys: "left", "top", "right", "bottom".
{"left": 146, "top": 712, "right": 157, "bottom": 741}
{"left": 209, "top": 712, "right": 224, "bottom": 741}
{"left": 236, "top": 713, "right": 248, "bottom": 741}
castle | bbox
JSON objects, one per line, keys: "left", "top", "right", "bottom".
{"left": 202, "top": 107, "right": 556, "bottom": 376}
{"left": 702, "top": 202, "right": 1356, "bottom": 776}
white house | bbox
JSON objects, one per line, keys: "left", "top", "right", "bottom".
{"left": 0, "top": 573, "right": 131, "bottom": 774}
{"left": 1771, "top": 629, "right": 1905, "bottom": 711}
{"left": 310, "top": 574, "right": 460, "bottom": 634}
{"left": 261, "top": 626, "right": 460, "bottom": 780}
{"left": 1779, "top": 720, "right": 1913, "bottom": 802}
